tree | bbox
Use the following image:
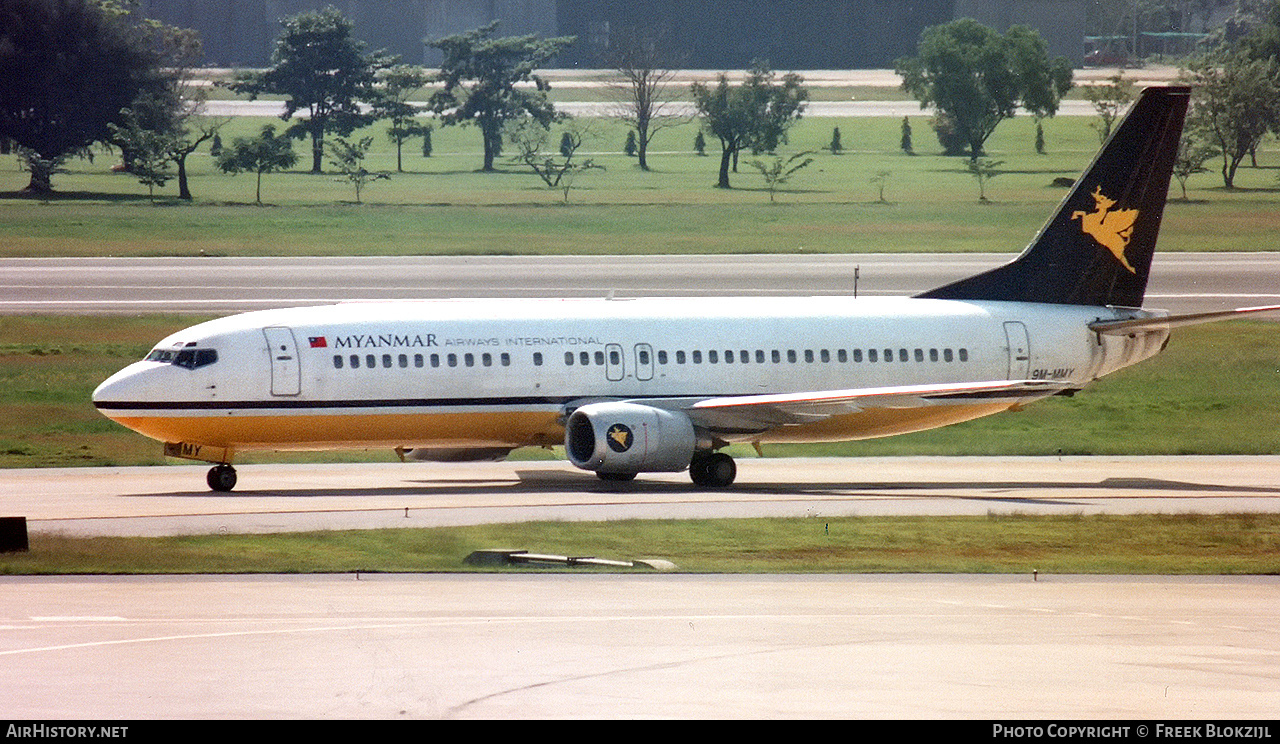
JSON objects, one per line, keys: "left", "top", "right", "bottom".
{"left": 107, "top": 106, "right": 172, "bottom": 202}
{"left": 1182, "top": 53, "right": 1280, "bottom": 188}
{"left": 1172, "top": 133, "right": 1218, "bottom": 199}
{"left": 967, "top": 158, "right": 1004, "bottom": 202}
{"left": 1237, "top": 0, "right": 1280, "bottom": 60}
{"left": 0, "top": 0, "right": 171, "bottom": 193}
{"left": 691, "top": 61, "right": 808, "bottom": 189}
{"left": 131, "top": 21, "right": 225, "bottom": 201}
{"left": 871, "top": 170, "right": 892, "bottom": 203}
{"left": 605, "top": 26, "right": 686, "bottom": 171}
{"left": 896, "top": 19, "right": 1073, "bottom": 161}
{"left": 748, "top": 151, "right": 814, "bottom": 203}
{"left": 506, "top": 118, "right": 603, "bottom": 203}
{"left": 373, "top": 64, "right": 431, "bottom": 173}
{"left": 216, "top": 125, "right": 298, "bottom": 205}
{"left": 227, "top": 7, "right": 393, "bottom": 174}
{"left": 327, "top": 136, "right": 389, "bottom": 204}
{"left": 427, "top": 21, "right": 576, "bottom": 172}
{"left": 1082, "top": 72, "right": 1135, "bottom": 143}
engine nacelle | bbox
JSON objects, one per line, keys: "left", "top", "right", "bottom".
{"left": 565, "top": 402, "right": 697, "bottom": 475}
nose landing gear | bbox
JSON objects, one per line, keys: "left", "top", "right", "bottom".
{"left": 207, "top": 464, "right": 237, "bottom": 492}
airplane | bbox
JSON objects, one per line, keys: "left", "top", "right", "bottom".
{"left": 93, "top": 86, "right": 1279, "bottom": 492}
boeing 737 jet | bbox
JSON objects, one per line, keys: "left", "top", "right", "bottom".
{"left": 93, "top": 86, "right": 1277, "bottom": 491}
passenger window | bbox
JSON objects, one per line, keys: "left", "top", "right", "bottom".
{"left": 595, "top": 350, "right": 605, "bottom": 365}
{"left": 821, "top": 350, "right": 830, "bottom": 363}
{"left": 366, "top": 354, "right": 376, "bottom": 369}
{"left": 708, "top": 350, "right": 718, "bottom": 364}
{"left": 464, "top": 353, "right": 474, "bottom": 367}
{"left": 883, "top": 349, "right": 893, "bottom": 363}
{"left": 853, "top": 349, "right": 863, "bottom": 362}
{"left": 804, "top": 350, "right": 814, "bottom": 363}
{"left": 447, "top": 354, "right": 457, "bottom": 368}
{"left": 837, "top": 349, "right": 847, "bottom": 363}
{"left": 500, "top": 353, "right": 510, "bottom": 367}
{"left": 565, "top": 352, "right": 574, "bottom": 365}
{"left": 755, "top": 350, "right": 765, "bottom": 364}
{"left": 657, "top": 351, "right": 667, "bottom": 365}
{"left": 609, "top": 349, "right": 620, "bottom": 365}
{"left": 639, "top": 349, "right": 650, "bottom": 365}
{"left": 350, "top": 355, "right": 360, "bottom": 369}
{"left": 772, "top": 350, "right": 781, "bottom": 364}
{"left": 899, "top": 349, "right": 909, "bottom": 362}
{"left": 533, "top": 352, "right": 543, "bottom": 366}
{"left": 692, "top": 350, "right": 702, "bottom": 364}
{"left": 399, "top": 354, "right": 408, "bottom": 368}
{"left": 482, "top": 353, "right": 492, "bottom": 367}
{"left": 676, "top": 350, "right": 686, "bottom": 364}
{"left": 333, "top": 355, "right": 343, "bottom": 369}
{"left": 959, "top": 349, "right": 969, "bottom": 362}
{"left": 944, "top": 349, "right": 953, "bottom": 362}
{"left": 580, "top": 351, "right": 590, "bottom": 366}
{"left": 869, "top": 349, "right": 878, "bottom": 362}
{"left": 930, "top": 349, "right": 939, "bottom": 362}
{"left": 914, "top": 349, "right": 924, "bottom": 362}
{"left": 431, "top": 354, "right": 440, "bottom": 368}
{"left": 415, "top": 354, "right": 424, "bottom": 368}
{"left": 787, "top": 350, "right": 797, "bottom": 363}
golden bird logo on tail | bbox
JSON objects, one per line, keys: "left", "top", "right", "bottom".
{"left": 1071, "top": 186, "right": 1140, "bottom": 273}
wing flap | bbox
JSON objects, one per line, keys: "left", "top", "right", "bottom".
{"left": 679, "top": 380, "right": 1071, "bottom": 435}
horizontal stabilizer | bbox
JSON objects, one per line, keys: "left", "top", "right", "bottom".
{"left": 1089, "top": 305, "right": 1280, "bottom": 335}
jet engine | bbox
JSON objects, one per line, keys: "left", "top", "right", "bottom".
{"left": 565, "top": 402, "right": 697, "bottom": 476}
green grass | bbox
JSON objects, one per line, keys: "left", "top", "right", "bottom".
{"left": 3, "top": 513, "right": 1277, "bottom": 575}
{"left": 1, "top": 316, "right": 1279, "bottom": 468}
{"left": 2, "top": 115, "right": 1278, "bottom": 256}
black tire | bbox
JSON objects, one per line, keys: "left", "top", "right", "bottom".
{"left": 207, "top": 465, "right": 237, "bottom": 492}
{"left": 690, "top": 452, "right": 736, "bottom": 488}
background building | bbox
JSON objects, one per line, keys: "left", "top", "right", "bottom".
{"left": 138, "top": 0, "right": 1089, "bottom": 69}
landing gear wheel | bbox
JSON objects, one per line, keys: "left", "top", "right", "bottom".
{"left": 689, "top": 452, "right": 736, "bottom": 488}
{"left": 597, "top": 471, "right": 637, "bottom": 482}
{"left": 207, "top": 464, "right": 237, "bottom": 492}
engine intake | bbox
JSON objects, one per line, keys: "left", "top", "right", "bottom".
{"left": 565, "top": 402, "right": 696, "bottom": 475}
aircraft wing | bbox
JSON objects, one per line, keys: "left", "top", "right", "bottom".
{"left": 661, "top": 379, "right": 1072, "bottom": 435}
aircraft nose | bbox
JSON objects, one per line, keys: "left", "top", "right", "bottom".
{"left": 92, "top": 362, "right": 154, "bottom": 411}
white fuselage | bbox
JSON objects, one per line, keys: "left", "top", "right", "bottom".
{"left": 92, "top": 295, "right": 1166, "bottom": 462}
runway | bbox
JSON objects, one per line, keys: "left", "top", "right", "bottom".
{"left": 11, "top": 456, "right": 1280, "bottom": 538}
{"left": 3, "top": 572, "right": 1276, "bottom": 719}
{"left": 3, "top": 252, "right": 1278, "bottom": 315}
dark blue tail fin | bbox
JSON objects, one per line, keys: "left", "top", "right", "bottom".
{"left": 917, "top": 86, "right": 1191, "bottom": 308}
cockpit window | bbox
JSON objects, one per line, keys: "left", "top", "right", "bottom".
{"left": 146, "top": 346, "right": 218, "bottom": 369}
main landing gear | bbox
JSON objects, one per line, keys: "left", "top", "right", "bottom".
{"left": 592, "top": 452, "right": 738, "bottom": 488}
{"left": 207, "top": 464, "right": 237, "bottom": 492}
{"left": 689, "top": 452, "right": 736, "bottom": 488}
